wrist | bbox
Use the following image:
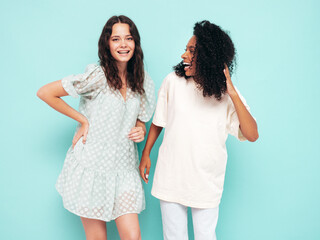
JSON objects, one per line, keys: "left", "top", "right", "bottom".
{"left": 228, "top": 89, "right": 238, "bottom": 99}
{"left": 142, "top": 149, "right": 151, "bottom": 156}
{"left": 79, "top": 115, "right": 89, "bottom": 125}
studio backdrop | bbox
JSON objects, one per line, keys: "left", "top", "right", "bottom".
{"left": 1, "top": 0, "right": 319, "bottom": 239}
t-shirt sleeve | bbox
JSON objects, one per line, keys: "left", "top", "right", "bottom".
{"left": 226, "top": 87, "right": 252, "bottom": 141}
{"left": 61, "top": 64, "right": 105, "bottom": 99}
{"left": 152, "top": 75, "right": 169, "bottom": 128}
{"left": 137, "top": 72, "right": 156, "bottom": 122}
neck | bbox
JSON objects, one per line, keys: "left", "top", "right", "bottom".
{"left": 117, "top": 62, "right": 128, "bottom": 79}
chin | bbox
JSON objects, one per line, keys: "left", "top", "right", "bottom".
{"left": 117, "top": 57, "right": 132, "bottom": 63}
{"left": 185, "top": 71, "right": 194, "bottom": 77}
{"left": 120, "top": 59, "right": 131, "bottom": 62}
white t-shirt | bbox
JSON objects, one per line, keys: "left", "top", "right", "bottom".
{"left": 151, "top": 72, "right": 250, "bottom": 208}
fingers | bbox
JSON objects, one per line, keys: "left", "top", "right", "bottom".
{"left": 128, "top": 127, "right": 144, "bottom": 142}
{"left": 130, "top": 136, "right": 144, "bottom": 143}
{"left": 72, "top": 124, "right": 89, "bottom": 148}
{"left": 223, "top": 64, "right": 230, "bottom": 79}
{"left": 139, "top": 164, "right": 148, "bottom": 183}
{"left": 224, "top": 63, "right": 229, "bottom": 71}
{"left": 82, "top": 128, "right": 88, "bottom": 144}
{"left": 128, "top": 126, "right": 142, "bottom": 135}
{"left": 72, "top": 133, "right": 81, "bottom": 149}
{"left": 145, "top": 165, "right": 150, "bottom": 182}
{"left": 139, "top": 156, "right": 151, "bottom": 183}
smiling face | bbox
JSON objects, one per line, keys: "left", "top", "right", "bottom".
{"left": 108, "top": 23, "right": 135, "bottom": 64}
{"left": 181, "top": 35, "right": 197, "bottom": 77}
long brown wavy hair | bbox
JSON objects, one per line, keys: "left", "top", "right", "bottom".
{"left": 98, "top": 15, "right": 145, "bottom": 94}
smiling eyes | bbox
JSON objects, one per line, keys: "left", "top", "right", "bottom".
{"left": 185, "top": 47, "right": 195, "bottom": 54}
{"left": 111, "top": 37, "right": 134, "bottom": 42}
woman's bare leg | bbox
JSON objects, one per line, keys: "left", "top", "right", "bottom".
{"left": 115, "top": 213, "right": 141, "bottom": 240}
{"left": 81, "top": 217, "right": 107, "bottom": 240}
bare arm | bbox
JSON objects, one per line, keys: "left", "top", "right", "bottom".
{"left": 37, "top": 80, "right": 89, "bottom": 147}
{"left": 136, "top": 120, "right": 147, "bottom": 136}
{"left": 139, "top": 123, "right": 163, "bottom": 183}
{"left": 224, "top": 66, "right": 259, "bottom": 142}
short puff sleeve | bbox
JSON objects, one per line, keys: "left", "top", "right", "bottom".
{"left": 226, "top": 87, "right": 252, "bottom": 141}
{"left": 152, "top": 75, "right": 169, "bottom": 128}
{"left": 137, "top": 72, "right": 156, "bottom": 122}
{"left": 61, "top": 64, "right": 105, "bottom": 99}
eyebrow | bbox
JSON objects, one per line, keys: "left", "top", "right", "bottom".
{"left": 111, "top": 35, "right": 132, "bottom": 38}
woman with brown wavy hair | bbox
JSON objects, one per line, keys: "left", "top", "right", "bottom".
{"left": 37, "top": 15, "right": 155, "bottom": 240}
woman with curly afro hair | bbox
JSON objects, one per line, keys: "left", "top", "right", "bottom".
{"left": 140, "top": 20, "right": 258, "bottom": 239}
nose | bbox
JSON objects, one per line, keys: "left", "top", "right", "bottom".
{"left": 181, "top": 51, "right": 187, "bottom": 59}
{"left": 120, "top": 39, "right": 127, "bottom": 48}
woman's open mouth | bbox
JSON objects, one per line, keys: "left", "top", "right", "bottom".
{"left": 117, "top": 50, "right": 130, "bottom": 56}
{"left": 183, "top": 62, "right": 191, "bottom": 71}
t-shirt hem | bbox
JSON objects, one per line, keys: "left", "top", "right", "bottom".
{"left": 151, "top": 189, "right": 220, "bottom": 209}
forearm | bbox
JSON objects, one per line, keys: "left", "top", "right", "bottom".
{"left": 229, "top": 91, "right": 259, "bottom": 142}
{"left": 43, "top": 97, "right": 87, "bottom": 123}
{"left": 135, "top": 120, "right": 147, "bottom": 136}
{"left": 37, "top": 80, "right": 87, "bottom": 124}
{"left": 142, "top": 123, "right": 163, "bottom": 155}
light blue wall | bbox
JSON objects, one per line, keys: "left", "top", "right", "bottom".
{"left": 1, "top": 0, "right": 319, "bottom": 239}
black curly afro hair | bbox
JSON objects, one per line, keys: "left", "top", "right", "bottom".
{"left": 174, "top": 20, "right": 236, "bottom": 100}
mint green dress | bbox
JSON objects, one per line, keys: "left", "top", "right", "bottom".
{"left": 55, "top": 64, "right": 156, "bottom": 221}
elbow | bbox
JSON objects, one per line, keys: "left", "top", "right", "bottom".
{"left": 36, "top": 88, "right": 43, "bottom": 99}
{"left": 247, "top": 131, "right": 259, "bottom": 142}
{"left": 37, "top": 87, "right": 46, "bottom": 100}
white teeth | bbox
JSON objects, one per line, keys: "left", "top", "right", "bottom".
{"left": 183, "top": 62, "right": 191, "bottom": 66}
{"left": 118, "top": 51, "right": 129, "bottom": 54}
